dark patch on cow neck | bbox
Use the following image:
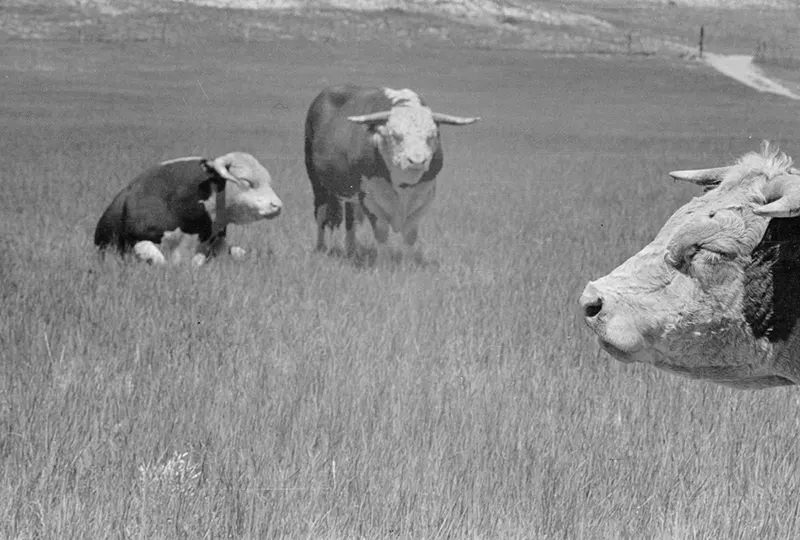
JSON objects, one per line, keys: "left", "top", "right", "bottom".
{"left": 743, "top": 216, "right": 800, "bottom": 342}
{"left": 421, "top": 139, "right": 443, "bottom": 183}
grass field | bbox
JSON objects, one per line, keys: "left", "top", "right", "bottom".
{"left": 3, "top": 35, "right": 800, "bottom": 538}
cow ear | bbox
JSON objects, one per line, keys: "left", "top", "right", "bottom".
{"left": 200, "top": 159, "right": 227, "bottom": 190}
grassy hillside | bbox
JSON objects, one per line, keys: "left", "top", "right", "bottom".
{"left": 3, "top": 0, "right": 799, "bottom": 57}
{"left": 3, "top": 38, "right": 800, "bottom": 538}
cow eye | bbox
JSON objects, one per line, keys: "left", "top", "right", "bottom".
{"left": 697, "top": 246, "right": 736, "bottom": 265}
{"left": 392, "top": 132, "right": 403, "bottom": 142}
{"left": 666, "top": 245, "right": 699, "bottom": 273}
{"left": 670, "top": 244, "right": 734, "bottom": 275}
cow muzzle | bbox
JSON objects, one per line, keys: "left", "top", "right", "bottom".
{"left": 397, "top": 156, "right": 430, "bottom": 172}
{"left": 579, "top": 281, "right": 647, "bottom": 359}
{"left": 260, "top": 199, "right": 282, "bottom": 219}
{"left": 580, "top": 283, "right": 604, "bottom": 320}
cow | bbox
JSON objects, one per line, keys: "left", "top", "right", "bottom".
{"left": 94, "top": 152, "right": 282, "bottom": 266}
{"left": 579, "top": 143, "right": 800, "bottom": 389}
{"left": 304, "top": 85, "right": 479, "bottom": 259}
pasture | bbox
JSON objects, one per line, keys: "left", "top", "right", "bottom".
{"left": 3, "top": 36, "right": 800, "bottom": 538}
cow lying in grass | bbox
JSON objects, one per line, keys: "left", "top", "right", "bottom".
{"left": 94, "top": 152, "right": 282, "bottom": 266}
{"left": 580, "top": 143, "right": 800, "bottom": 389}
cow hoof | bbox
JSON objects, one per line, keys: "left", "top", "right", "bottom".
{"left": 192, "top": 253, "right": 208, "bottom": 267}
{"left": 133, "top": 241, "right": 166, "bottom": 265}
{"left": 230, "top": 246, "right": 247, "bottom": 261}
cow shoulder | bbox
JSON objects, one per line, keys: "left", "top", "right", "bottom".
{"left": 125, "top": 160, "right": 216, "bottom": 241}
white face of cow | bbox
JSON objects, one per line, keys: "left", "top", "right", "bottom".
{"left": 204, "top": 152, "right": 282, "bottom": 224}
{"left": 375, "top": 105, "right": 439, "bottom": 182}
{"left": 347, "top": 88, "right": 479, "bottom": 188}
{"left": 579, "top": 145, "right": 800, "bottom": 388}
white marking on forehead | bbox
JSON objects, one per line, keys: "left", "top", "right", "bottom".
{"left": 159, "top": 156, "right": 204, "bottom": 165}
{"left": 384, "top": 102, "right": 436, "bottom": 135}
{"left": 383, "top": 88, "right": 422, "bottom": 106}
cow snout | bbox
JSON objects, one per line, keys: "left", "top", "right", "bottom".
{"left": 399, "top": 149, "right": 431, "bottom": 171}
{"left": 407, "top": 155, "right": 428, "bottom": 167}
{"left": 261, "top": 199, "right": 282, "bottom": 218}
{"left": 579, "top": 284, "right": 604, "bottom": 319}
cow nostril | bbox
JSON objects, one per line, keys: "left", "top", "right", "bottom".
{"left": 583, "top": 297, "right": 603, "bottom": 318}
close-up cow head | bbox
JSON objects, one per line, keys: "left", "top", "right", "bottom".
{"left": 202, "top": 152, "right": 282, "bottom": 224}
{"left": 347, "top": 89, "right": 478, "bottom": 186}
{"left": 580, "top": 143, "right": 800, "bottom": 388}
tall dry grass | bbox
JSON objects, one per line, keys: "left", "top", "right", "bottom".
{"left": 3, "top": 39, "right": 800, "bottom": 538}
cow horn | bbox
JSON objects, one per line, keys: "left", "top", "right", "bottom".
{"left": 754, "top": 173, "right": 800, "bottom": 218}
{"left": 668, "top": 166, "right": 732, "bottom": 187}
{"left": 431, "top": 112, "right": 480, "bottom": 125}
{"left": 347, "top": 111, "right": 391, "bottom": 125}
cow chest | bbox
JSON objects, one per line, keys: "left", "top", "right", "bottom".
{"left": 359, "top": 176, "right": 436, "bottom": 232}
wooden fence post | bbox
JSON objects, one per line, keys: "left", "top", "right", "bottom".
{"left": 699, "top": 25, "right": 704, "bottom": 58}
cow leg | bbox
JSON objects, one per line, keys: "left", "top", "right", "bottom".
{"left": 365, "top": 209, "right": 390, "bottom": 243}
{"left": 400, "top": 182, "right": 435, "bottom": 259}
{"left": 133, "top": 241, "right": 167, "bottom": 265}
{"left": 398, "top": 225, "right": 419, "bottom": 263}
{"left": 315, "top": 202, "right": 328, "bottom": 252}
{"left": 192, "top": 253, "right": 209, "bottom": 267}
{"left": 344, "top": 202, "right": 358, "bottom": 257}
{"left": 193, "top": 240, "right": 244, "bottom": 267}
{"left": 161, "top": 229, "right": 202, "bottom": 264}
{"left": 314, "top": 184, "right": 343, "bottom": 253}
{"left": 402, "top": 226, "right": 418, "bottom": 247}
{"left": 207, "top": 232, "right": 245, "bottom": 261}
{"left": 365, "top": 212, "right": 390, "bottom": 265}
{"left": 229, "top": 246, "right": 247, "bottom": 260}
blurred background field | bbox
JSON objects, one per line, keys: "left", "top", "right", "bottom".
{"left": 3, "top": 2, "right": 800, "bottom": 538}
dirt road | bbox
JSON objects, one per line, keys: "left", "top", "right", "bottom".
{"left": 703, "top": 53, "right": 800, "bottom": 100}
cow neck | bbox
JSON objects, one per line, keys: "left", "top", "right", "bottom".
{"left": 371, "top": 145, "right": 391, "bottom": 182}
{"left": 744, "top": 216, "right": 800, "bottom": 343}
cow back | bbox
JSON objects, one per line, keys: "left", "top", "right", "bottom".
{"left": 94, "top": 159, "right": 222, "bottom": 251}
{"left": 305, "top": 85, "right": 396, "bottom": 198}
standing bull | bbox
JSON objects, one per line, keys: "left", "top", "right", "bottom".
{"left": 304, "top": 85, "right": 479, "bottom": 258}
{"left": 94, "top": 152, "right": 282, "bottom": 265}
{"left": 579, "top": 143, "right": 800, "bottom": 389}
